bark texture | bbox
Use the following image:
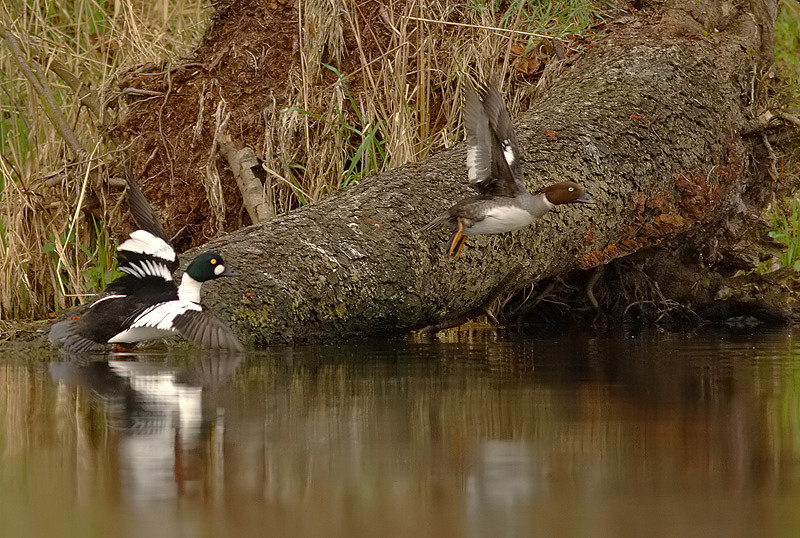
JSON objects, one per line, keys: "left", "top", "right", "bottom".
{"left": 187, "top": 0, "right": 783, "bottom": 345}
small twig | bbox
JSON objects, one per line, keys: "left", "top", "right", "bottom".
{"left": 648, "top": 112, "right": 663, "bottom": 127}
{"left": 776, "top": 110, "right": 800, "bottom": 129}
{"left": 762, "top": 133, "right": 779, "bottom": 181}
{"left": 404, "top": 16, "right": 566, "bottom": 41}
{"left": 169, "top": 224, "right": 188, "bottom": 245}
{"left": 28, "top": 43, "right": 105, "bottom": 122}
{"left": 192, "top": 82, "right": 206, "bottom": 145}
{"left": 55, "top": 142, "right": 100, "bottom": 297}
{"left": 203, "top": 100, "right": 231, "bottom": 230}
{"left": 483, "top": 308, "right": 500, "bottom": 325}
{"left": 0, "top": 151, "right": 22, "bottom": 182}
{"left": 42, "top": 148, "right": 122, "bottom": 187}
{"left": 584, "top": 266, "right": 603, "bottom": 311}
{"left": 141, "top": 146, "right": 159, "bottom": 172}
{"left": 120, "top": 87, "right": 165, "bottom": 97}
{"left": 740, "top": 110, "right": 775, "bottom": 135}
{"left": 262, "top": 165, "right": 313, "bottom": 201}
{"left": 323, "top": 41, "right": 412, "bottom": 90}
{"left": 505, "top": 278, "right": 557, "bottom": 318}
{"left": 741, "top": 110, "right": 800, "bottom": 136}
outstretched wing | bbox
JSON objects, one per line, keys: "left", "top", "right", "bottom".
{"left": 117, "top": 230, "right": 179, "bottom": 281}
{"left": 464, "top": 84, "right": 493, "bottom": 190}
{"left": 120, "top": 301, "right": 244, "bottom": 352}
{"left": 120, "top": 175, "right": 177, "bottom": 279}
{"left": 171, "top": 308, "right": 245, "bottom": 352}
{"left": 464, "top": 81, "right": 525, "bottom": 197}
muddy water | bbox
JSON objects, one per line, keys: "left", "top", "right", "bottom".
{"left": 3, "top": 328, "right": 800, "bottom": 537}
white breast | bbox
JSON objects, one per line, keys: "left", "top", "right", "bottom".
{"left": 465, "top": 206, "right": 534, "bottom": 235}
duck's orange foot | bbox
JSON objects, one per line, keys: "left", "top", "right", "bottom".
{"left": 451, "top": 235, "right": 467, "bottom": 259}
{"left": 113, "top": 343, "right": 136, "bottom": 353}
{"left": 446, "top": 219, "right": 467, "bottom": 259}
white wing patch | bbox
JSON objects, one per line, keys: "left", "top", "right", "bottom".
{"left": 133, "top": 301, "right": 202, "bottom": 330}
{"left": 502, "top": 140, "right": 516, "bottom": 166}
{"left": 109, "top": 300, "right": 201, "bottom": 343}
{"left": 90, "top": 293, "right": 126, "bottom": 308}
{"left": 119, "top": 230, "right": 175, "bottom": 262}
{"left": 120, "top": 259, "right": 174, "bottom": 281}
{"left": 467, "top": 146, "right": 479, "bottom": 182}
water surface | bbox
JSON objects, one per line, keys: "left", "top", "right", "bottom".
{"left": 3, "top": 328, "right": 800, "bottom": 537}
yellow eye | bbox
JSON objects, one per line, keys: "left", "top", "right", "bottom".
{"left": 210, "top": 258, "right": 217, "bottom": 265}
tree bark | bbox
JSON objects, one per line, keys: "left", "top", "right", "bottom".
{"left": 186, "top": 0, "right": 785, "bottom": 345}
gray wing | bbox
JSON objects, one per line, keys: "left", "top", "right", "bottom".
{"left": 171, "top": 308, "right": 245, "bottom": 352}
{"left": 464, "top": 85, "right": 493, "bottom": 190}
{"left": 464, "top": 82, "right": 525, "bottom": 197}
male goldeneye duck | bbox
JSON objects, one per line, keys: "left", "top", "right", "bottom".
{"left": 422, "top": 81, "right": 593, "bottom": 259}
{"left": 49, "top": 229, "right": 244, "bottom": 353}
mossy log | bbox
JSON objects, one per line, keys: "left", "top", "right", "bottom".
{"left": 181, "top": 0, "right": 786, "bottom": 345}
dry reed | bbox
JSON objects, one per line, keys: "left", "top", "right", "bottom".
{"left": 0, "top": 0, "right": 208, "bottom": 320}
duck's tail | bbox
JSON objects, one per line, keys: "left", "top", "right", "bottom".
{"left": 49, "top": 319, "right": 103, "bottom": 353}
{"left": 418, "top": 214, "right": 447, "bottom": 234}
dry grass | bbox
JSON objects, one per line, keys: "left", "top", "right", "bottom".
{"left": 265, "top": 0, "right": 594, "bottom": 212}
{"left": 0, "top": 0, "right": 209, "bottom": 319}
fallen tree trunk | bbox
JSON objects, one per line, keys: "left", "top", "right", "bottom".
{"left": 185, "top": 0, "right": 785, "bottom": 345}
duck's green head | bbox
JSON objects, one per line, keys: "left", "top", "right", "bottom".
{"left": 185, "top": 251, "right": 237, "bottom": 282}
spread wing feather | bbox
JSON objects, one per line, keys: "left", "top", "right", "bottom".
{"left": 171, "top": 308, "right": 245, "bottom": 352}
{"left": 463, "top": 85, "right": 493, "bottom": 189}
{"left": 117, "top": 230, "right": 178, "bottom": 280}
{"left": 464, "top": 82, "right": 525, "bottom": 197}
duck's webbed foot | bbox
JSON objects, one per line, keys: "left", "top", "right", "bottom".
{"left": 446, "top": 219, "right": 468, "bottom": 259}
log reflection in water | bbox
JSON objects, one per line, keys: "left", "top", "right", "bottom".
{"left": 0, "top": 330, "right": 799, "bottom": 535}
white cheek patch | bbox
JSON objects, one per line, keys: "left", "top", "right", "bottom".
{"left": 214, "top": 264, "right": 225, "bottom": 276}
{"left": 502, "top": 140, "right": 515, "bottom": 166}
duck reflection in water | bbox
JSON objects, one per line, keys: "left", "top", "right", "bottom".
{"left": 49, "top": 352, "right": 242, "bottom": 503}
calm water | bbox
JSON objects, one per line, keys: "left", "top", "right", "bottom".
{"left": 3, "top": 328, "right": 800, "bottom": 537}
